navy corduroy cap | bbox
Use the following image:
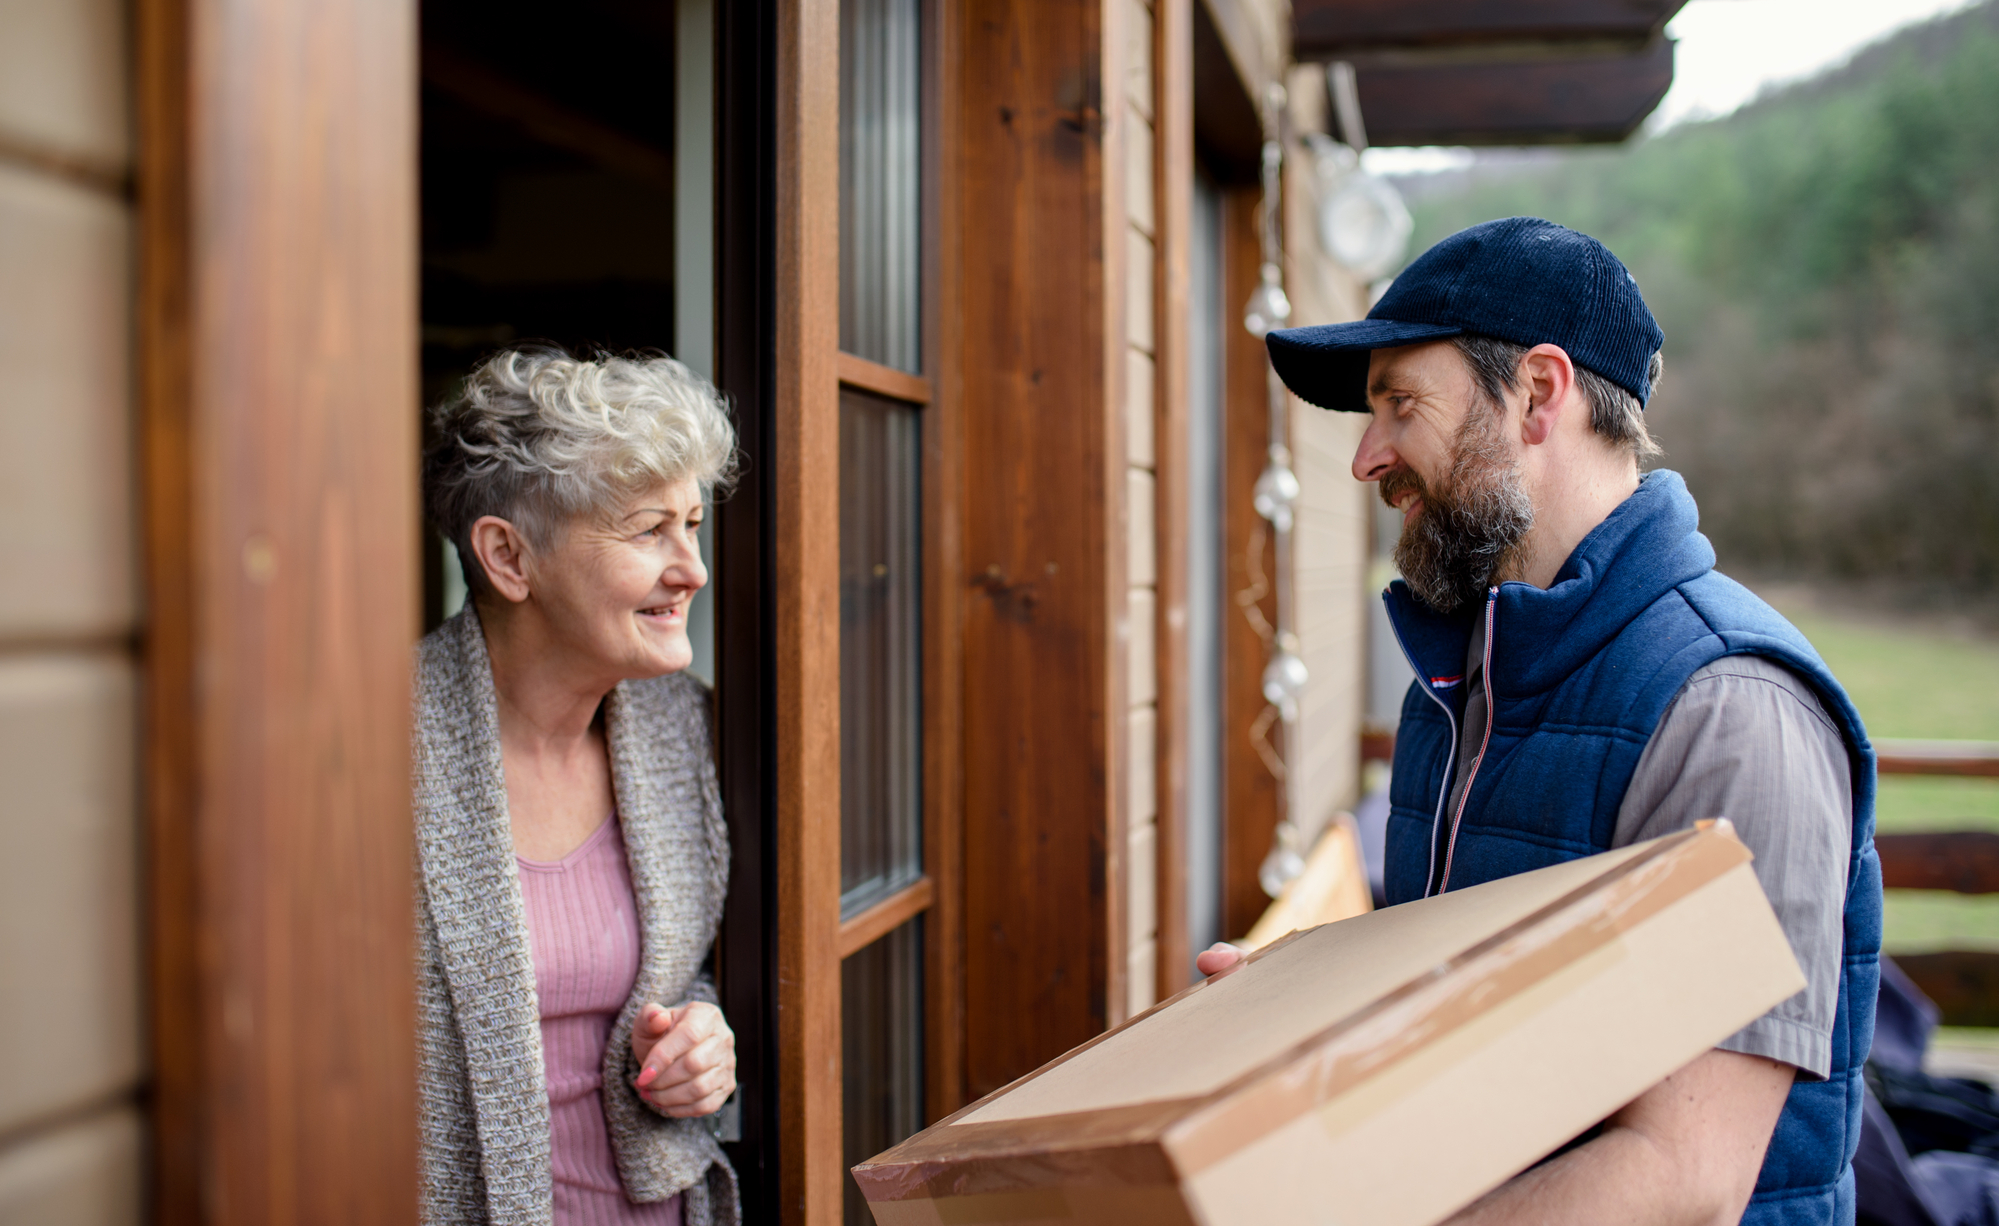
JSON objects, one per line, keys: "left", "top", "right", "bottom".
{"left": 1266, "top": 217, "right": 1665, "bottom": 413}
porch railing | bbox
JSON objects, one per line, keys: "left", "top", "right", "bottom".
{"left": 1358, "top": 734, "right": 1999, "bottom": 1027}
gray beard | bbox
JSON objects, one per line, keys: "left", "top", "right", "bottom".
{"left": 1391, "top": 410, "right": 1534, "bottom": 614}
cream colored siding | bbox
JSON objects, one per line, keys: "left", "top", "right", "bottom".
{"left": 0, "top": 1110, "right": 143, "bottom": 1225}
{"left": 1282, "top": 64, "right": 1372, "bottom": 843}
{"left": 1123, "top": 0, "right": 1161, "bottom": 1019}
{"left": 0, "top": 166, "right": 136, "bottom": 636}
{"left": 0, "top": 0, "right": 144, "bottom": 1220}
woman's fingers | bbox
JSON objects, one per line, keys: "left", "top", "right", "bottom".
{"left": 1194, "top": 942, "right": 1246, "bottom": 976}
{"left": 630, "top": 1003, "right": 679, "bottom": 1080}
{"left": 662, "top": 1086, "right": 734, "bottom": 1119}
{"left": 637, "top": 1003, "right": 733, "bottom": 1083}
{"left": 648, "top": 1033, "right": 735, "bottom": 1092}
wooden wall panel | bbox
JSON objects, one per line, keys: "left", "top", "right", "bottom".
{"left": 138, "top": 0, "right": 420, "bottom": 1222}
{"left": 1220, "top": 184, "right": 1281, "bottom": 943}
{"left": 956, "top": 0, "right": 1117, "bottom": 1100}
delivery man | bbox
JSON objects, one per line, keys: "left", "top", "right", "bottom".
{"left": 1198, "top": 217, "right": 1880, "bottom": 1226}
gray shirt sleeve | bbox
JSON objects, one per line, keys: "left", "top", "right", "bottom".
{"left": 1614, "top": 655, "right": 1853, "bottom": 1080}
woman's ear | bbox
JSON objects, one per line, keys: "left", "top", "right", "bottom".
{"left": 1517, "top": 343, "right": 1578, "bottom": 447}
{"left": 468, "top": 516, "right": 534, "bottom": 603}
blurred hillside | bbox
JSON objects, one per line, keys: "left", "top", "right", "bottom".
{"left": 1399, "top": 2, "right": 1999, "bottom": 595}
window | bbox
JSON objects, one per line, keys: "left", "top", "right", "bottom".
{"left": 839, "top": 0, "right": 923, "bottom": 373}
{"left": 840, "top": 389, "right": 925, "bottom": 918}
{"left": 838, "top": 0, "right": 933, "bottom": 1218}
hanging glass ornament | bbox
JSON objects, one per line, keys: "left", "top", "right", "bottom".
{"left": 1241, "top": 263, "right": 1291, "bottom": 339}
{"left": 1259, "top": 819, "right": 1308, "bottom": 898}
{"left": 1252, "top": 454, "right": 1300, "bottom": 532}
{"left": 1261, "top": 645, "right": 1308, "bottom": 724}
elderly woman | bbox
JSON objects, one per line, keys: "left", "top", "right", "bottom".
{"left": 414, "top": 346, "right": 739, "bottom": 1226}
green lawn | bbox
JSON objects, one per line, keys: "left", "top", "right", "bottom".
{"left": 1752, "top": 593, "right": 1999, "bottom": 954}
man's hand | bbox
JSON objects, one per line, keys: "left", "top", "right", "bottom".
{"left": 1195, "top": 942, "right": 1247, "bottom": 976}
{"left": 631, "top": 1001, "right": 737, "bottom": 1118}
{"left": 1446, "top": 1048, "right": 1793, "bottom": 1226}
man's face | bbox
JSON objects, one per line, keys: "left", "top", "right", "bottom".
{"left": 1352, "top": 341, "right": 1533, "bottom": 613}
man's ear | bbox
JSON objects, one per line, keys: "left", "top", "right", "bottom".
{"left": 468, "top": 516, "right": 534, "bottom": 603}
{"left": 1517, "top": 344, "right": 1578, "bottom": 447}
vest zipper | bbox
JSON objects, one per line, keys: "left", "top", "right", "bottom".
{"left": 1383, "top": 602, "right": 1463, "bottom": 899}
{"left": 1438, "top": 588, "right": 1500, "bottom": 894}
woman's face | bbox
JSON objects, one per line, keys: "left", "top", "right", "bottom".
{"left": 529, "top": 477, "right": 707, "bottom": 681}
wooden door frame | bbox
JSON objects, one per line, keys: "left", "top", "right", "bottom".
{"left": 138, "top": 0, "right": 421, "bottom": 1221}
{"left": 769, "top": 0, "right": 845, "bottom": 1221}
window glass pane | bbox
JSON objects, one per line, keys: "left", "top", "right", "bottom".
{"left": 840, "top": 388, "right": 923, "bottom": 916}
{"left": 843, "top": 919, "right": 925, "bottom": 1225}
{"left": 839, "top": 0, "right": 923, "bottom": 372}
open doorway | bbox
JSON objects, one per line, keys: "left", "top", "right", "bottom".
{"left": 418, "top": 0, "right": 718, "bottom": 684}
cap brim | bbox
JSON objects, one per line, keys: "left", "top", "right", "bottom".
{"left": 1266, "top": 319, "right": 1464, "bottom": 412}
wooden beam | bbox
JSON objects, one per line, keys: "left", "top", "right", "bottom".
{"left": 1351, "top": 38, "right": 1675, "bottom": 147}
{"left": 1894, "top": 951, "right": 1999, "bottom": 1029}
{"left": 1877, "top": 832, "right": 1999, "bottom": 895}
{"left": 420, "top": 45, "right": 677, "bottom": 191}
{"left": 1294, "top": 0, "right": 1685, "bottom": 58}
{"left": 1876, "top": 740, "right": 1999, "bottom": 779}
{"left": 138, "top": 0, "right": 419, "bottom": 1221}
{"left": 772, "top": 0, "right": 844, "bottom": 1220}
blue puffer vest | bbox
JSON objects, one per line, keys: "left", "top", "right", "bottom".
{"left": 1383, "top": 471, "right": 1881, "bottom": 1226}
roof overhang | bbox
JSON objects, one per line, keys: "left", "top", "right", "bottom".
{"left": 1291, "top": 0, "right": 1688, "bottom": 145}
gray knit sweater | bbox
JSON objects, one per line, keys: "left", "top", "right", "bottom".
{"left": 413, "top": 608, "right": 740, "bottom": 1226}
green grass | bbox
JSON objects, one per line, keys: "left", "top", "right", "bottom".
{"left": 1746, "top": 592, "right": 1999, "bottom": 954}
{"left": 1882, "top": 892, "right": 1999, "bottom": 953}
{"left": 1876, "top": 777, "right": 1999, "bottom": 836}
{"left": 1778, "top": 611, "right": 1999, "bottom": 741}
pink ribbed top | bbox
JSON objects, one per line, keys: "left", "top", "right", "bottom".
{"left": 517, "top": 816, "right": 683, "bottom": 1226}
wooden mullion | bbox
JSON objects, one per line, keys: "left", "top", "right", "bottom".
{"left": 773, "top": 0, "right": 844, "bottom": 1221}
{"left": 837, "top": 877, "right": 937, "bottom": 959}
{"left": 1151, "top": 0, "right": 1194, "bottom": 1004}
{"left": 923, "top": 0, "right": 968, "bottom": 1125}
{"left": 838, "top": 351, "right": 934, "bottom": 404}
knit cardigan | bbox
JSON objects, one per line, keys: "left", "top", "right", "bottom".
{"left": 413, "top": 607, "right": 740, "bottom": 1226}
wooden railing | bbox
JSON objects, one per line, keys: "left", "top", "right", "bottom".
{"left": 1359, "top": 734, "right": 1999, "bottom": 1026}
{"left": 1872, "top": 740, "right": 1999, "bottom": 1027}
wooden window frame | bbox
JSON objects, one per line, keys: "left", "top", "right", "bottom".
{"left": 833, "top": 0, "right": 968, "bottom": 1149}
{"left": 729, "top": 0, "right": 963, "bottom": 1222}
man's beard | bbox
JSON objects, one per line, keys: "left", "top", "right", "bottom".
{"left": 1385, "top": 408, "right": 1534, "bottom": 614}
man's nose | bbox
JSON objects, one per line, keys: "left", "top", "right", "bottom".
{"left": 1351, "top": 416, "right": 1396, "bottom": 484}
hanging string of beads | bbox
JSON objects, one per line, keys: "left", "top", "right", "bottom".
{"left": 1239, "top": 81, "right": 1310, "bottom": 900}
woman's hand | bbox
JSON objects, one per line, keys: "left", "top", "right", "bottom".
{"left": 1195, "top": 942, "right": 1247, "bottom": 976}
{"left": 632, "top": 1002, "right": 737, "bottom": 1117}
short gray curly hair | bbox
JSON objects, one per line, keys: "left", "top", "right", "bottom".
{"left": 424, "top": 346, "right": 737, "bottom": 593}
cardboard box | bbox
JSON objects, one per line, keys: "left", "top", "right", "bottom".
{"left": 853, "top": 821, "right": 1802, "bottom": 1226}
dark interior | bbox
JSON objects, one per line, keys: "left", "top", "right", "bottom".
{"left": 418, "top": 0, "right": 687, "bottom": 626}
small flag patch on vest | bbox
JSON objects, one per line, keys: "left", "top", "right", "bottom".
{"left": 1429, "top": 675, "right": 1463, "bottom": 689}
